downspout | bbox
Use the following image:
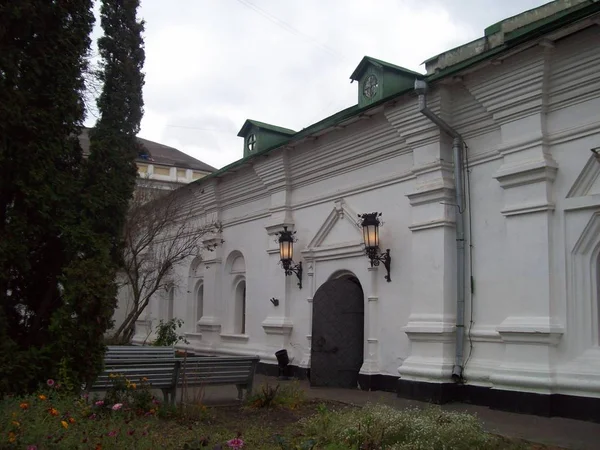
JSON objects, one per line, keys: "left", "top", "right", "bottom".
{"left": 414, "top": 79, "right": 466, "bottom": 382}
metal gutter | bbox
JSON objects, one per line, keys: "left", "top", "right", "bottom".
{"left": 414, "top": 79, "right": 466, "bottom": 383}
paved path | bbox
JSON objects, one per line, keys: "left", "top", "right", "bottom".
{"left": 192, "top": 374, "right": 600, "bottom": 450}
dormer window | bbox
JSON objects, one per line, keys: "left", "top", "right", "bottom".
{"left": 350, "top": 56, "right": 424, "bottom": 107}
{"left": 247, "top": 134, "right": 257, "bottom": 153}
{"left": 363, "top": 74, "right": 378, "bottom": 99}
{"left": 237, "top": 119, "right": 296, "bottom": 158}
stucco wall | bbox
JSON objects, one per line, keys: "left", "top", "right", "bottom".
{"left": 131, "top": 24, "right": 600, "bottom": 398}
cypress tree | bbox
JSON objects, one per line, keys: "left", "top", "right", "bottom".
{"left": 52, "top": 0, "right": 146, "bottom": 384}
{"left": 0, "top": 0, "right": 95, "bottom": 393}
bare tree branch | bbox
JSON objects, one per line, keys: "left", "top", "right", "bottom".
{"left": 111, "top": 180, "right": 221, "bottom": 343}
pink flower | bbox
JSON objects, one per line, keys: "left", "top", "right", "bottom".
{"left": 89, "top": 413, "right": 97, "bottom": 420}
{"left": 27, "top": 446, "right": 38, "bottom": 450}
{"left": 94, "top": 400, "right": 104, "bottom": 406}
{"left": 107, "top": 430, "right": 118, "bottom": 437}
{"left": 111, "top": 403, "right": 123, "bottom": 411}
{"left": 227, "top": 438, "right": 244, "bottom": 449}
{"left": 127, "top": 430, "right": 135, "bottom": 436}
{"left": 46, "top": 379, "right": 55, "bottom": 387}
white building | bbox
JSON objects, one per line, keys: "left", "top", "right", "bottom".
{"left": 135, "top": 0, "right": 600, "bottom": 421}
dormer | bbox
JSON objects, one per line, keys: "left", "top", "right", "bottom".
{"left": 350, "top": 56, "right": 424, "bottom": 107}
{"left": 237, "top": 119, "right": 296, "bottom": 157}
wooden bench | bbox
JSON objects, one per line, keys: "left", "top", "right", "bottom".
{"left": 178, "top": 356, "right": 259, "bottom": 401}
{"left": 105, "top": 345, "right": 175, "bottom": 360}
{"left": 87, "top": 359, "right": 180, "bottom": 405}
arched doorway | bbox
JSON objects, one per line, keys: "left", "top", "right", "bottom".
{"left": 310, "top": 275, "right": 364, "bottom": 388}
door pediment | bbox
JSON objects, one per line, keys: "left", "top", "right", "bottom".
{"left": 302, "top": 199, "right": 365, "bottom": 260}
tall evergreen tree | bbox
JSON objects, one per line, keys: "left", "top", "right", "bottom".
{"left": 70, "top": 0, "right": 145, "bottom": 344}
{"left": 0, "top": 0, "right": 95, "bottom": 393}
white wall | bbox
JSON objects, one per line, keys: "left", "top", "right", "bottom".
{"left": 132, "top": 23, "right": 600, "bottom": 398}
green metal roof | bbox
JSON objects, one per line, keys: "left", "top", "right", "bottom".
{"left": 193, "top": 0, "right": 600, "bottom": 187}
{"left": 237, "top": 119, "right": 296, "bottom": 137}
{"left": 427, "top": 0, "right": 600, "bottom": 82}
{"left": 350, "top": 56, "right": 424, "bottom": 81}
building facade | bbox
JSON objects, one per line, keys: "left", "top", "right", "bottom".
{"left": 134, "top": 0, "right": 600, "bottom": 421}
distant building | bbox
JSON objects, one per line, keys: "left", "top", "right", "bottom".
{"left": 79, "top": 128, "right": 216, "bottom": 190}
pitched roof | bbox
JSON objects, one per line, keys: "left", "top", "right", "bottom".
{"left": 350, "top": 56, "right": 424, "bottom": 81}
{"left": 237, "top": 119, "right": 296, "bottom": 137}
{"left": 79, "top": 128, "right": 216, "bottom": 173}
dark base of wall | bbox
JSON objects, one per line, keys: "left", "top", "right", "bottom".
{"left": 397, "top": 379, "right": 600, "bottom": 423}
{"left": 257, "top": 363, "right": 600, "bottom": 423}
{"left": 358, "top": 373, "right": 398, "bottom": 392}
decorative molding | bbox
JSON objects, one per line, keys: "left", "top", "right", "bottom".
{"left": 572, "top": 211, "right": 600, "bottom": 255}
{"left": 494, "top": 157, "right": 558, "bottom": 189}
{"left": 402, "top": 314, "right": 456, "bottom": 343}
{"left": 293, "top": 170, "right": 415, "bottom": 212}
{"left": 500, "top": 201, "right": 555, "bottom": 217}
{"left": 261, "top": 316, "right": 293, "bottom": 335}
{"left": 196, "top": 316, "right": 222, "bottom": 332}
{"left": 567, "top": 155, "right": 600, "bottom": 198}
{"left": 408, "top": 219, "right": 455, "bottom": 231}
{"left": 496, "top": 316, "right": 564, "bottom": 345}
{"left": 219, "top": 333, "right": 250, "bottom": 341}
{"left": 468, "top": 326, "right": 503, "bottom": 343}
{"left": 302, "top": 243, "right": 365, "bottom": 262}
{"left": 406, "top": 184, "right": 455, "bottom": 207}
{"left": 563, "top": 194, "right": 600, "bottom": 211}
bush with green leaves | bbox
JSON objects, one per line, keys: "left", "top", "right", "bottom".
{"left": 152, "top": 318, "right": 189, "bottom": 347}
{"left": 246, "top": 381, "right": 305, "bottom": 409}
{"left": 301, "top": 403, "right": 528, "bottom": 450}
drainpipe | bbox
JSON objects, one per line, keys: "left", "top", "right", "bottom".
{"left": 414, "top": 79, "right": 466, "bottom": 383}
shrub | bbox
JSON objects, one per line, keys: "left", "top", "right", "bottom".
{"left": 246, "top": 381, "right": 305, "bottom": 410}
{"left": 152, "top": 318, "right": 189, "bottom": 347}
{"left": 300, "top": 403, "right": 529, "bottom": 450}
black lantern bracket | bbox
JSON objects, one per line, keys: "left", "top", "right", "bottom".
{"left": 358, "top": 212, "right": 392, "bottom": 282}
{"left": 282, "top": 260, "right": 303, "bottom": 289}
{"left": 276, "top": 226, "right": 303, "bottom": 289}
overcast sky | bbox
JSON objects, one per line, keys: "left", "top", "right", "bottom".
{"left": 85, "top": 0, "right": 550, "bottom": 170}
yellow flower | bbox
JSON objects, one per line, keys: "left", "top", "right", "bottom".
{"left": 8, "top": 432, "right": 16, "bottom": 443}
{"left": 131, "top": 383, "right": 137, "bottom": 390}
{"left": 141, "top": 377, "right": 148, "bottom": 382}
{"left": 11, "top": 421, "right": 20, "bottom": 427}
{"left": 109, "top": 373, "right": 116, "bottom": 378}
{"left": 49, "top": 407, "right": 59, "bottom": 416}
{"left": 38, "top": 394, "right": 47, "bottom": 401}
{"left": 61, "top": 420, "right": 68, "bottom": 429}
{"left": 69, "top": 417, "right": 76, "bottom": 424}
{"left": 19, "top": 402, "right": 28, "bottom": 410}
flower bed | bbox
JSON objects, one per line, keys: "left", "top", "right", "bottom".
{"left": 1, "top": 379, "right": 559, "bottom": 449}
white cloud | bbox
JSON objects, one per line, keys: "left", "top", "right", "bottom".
{"left": 86, "top": 0, "right": 550, "bottom": 170}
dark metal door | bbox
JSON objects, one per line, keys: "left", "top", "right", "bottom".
{"left": 310, "top": 277, "right": 364, "bottom": 388}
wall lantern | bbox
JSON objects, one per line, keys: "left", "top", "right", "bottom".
{"left": 358, "top": 212, "right": 391, "bottom": 282}
{"left": 277, "top": 226, "right": 303, "bottom": 289}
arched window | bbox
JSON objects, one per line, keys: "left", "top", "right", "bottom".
{"left": 234, "top": 280, "right": 246, "bottom": 334}
{"left": 196, "top": 283, "right": 204, "bottom": 331}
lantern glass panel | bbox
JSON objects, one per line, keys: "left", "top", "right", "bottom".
{"left": 363, "top": 223, "right": 379, "bottom": 249}
{"left": 279, "top": 239, "right": 293, "bottom": 261}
